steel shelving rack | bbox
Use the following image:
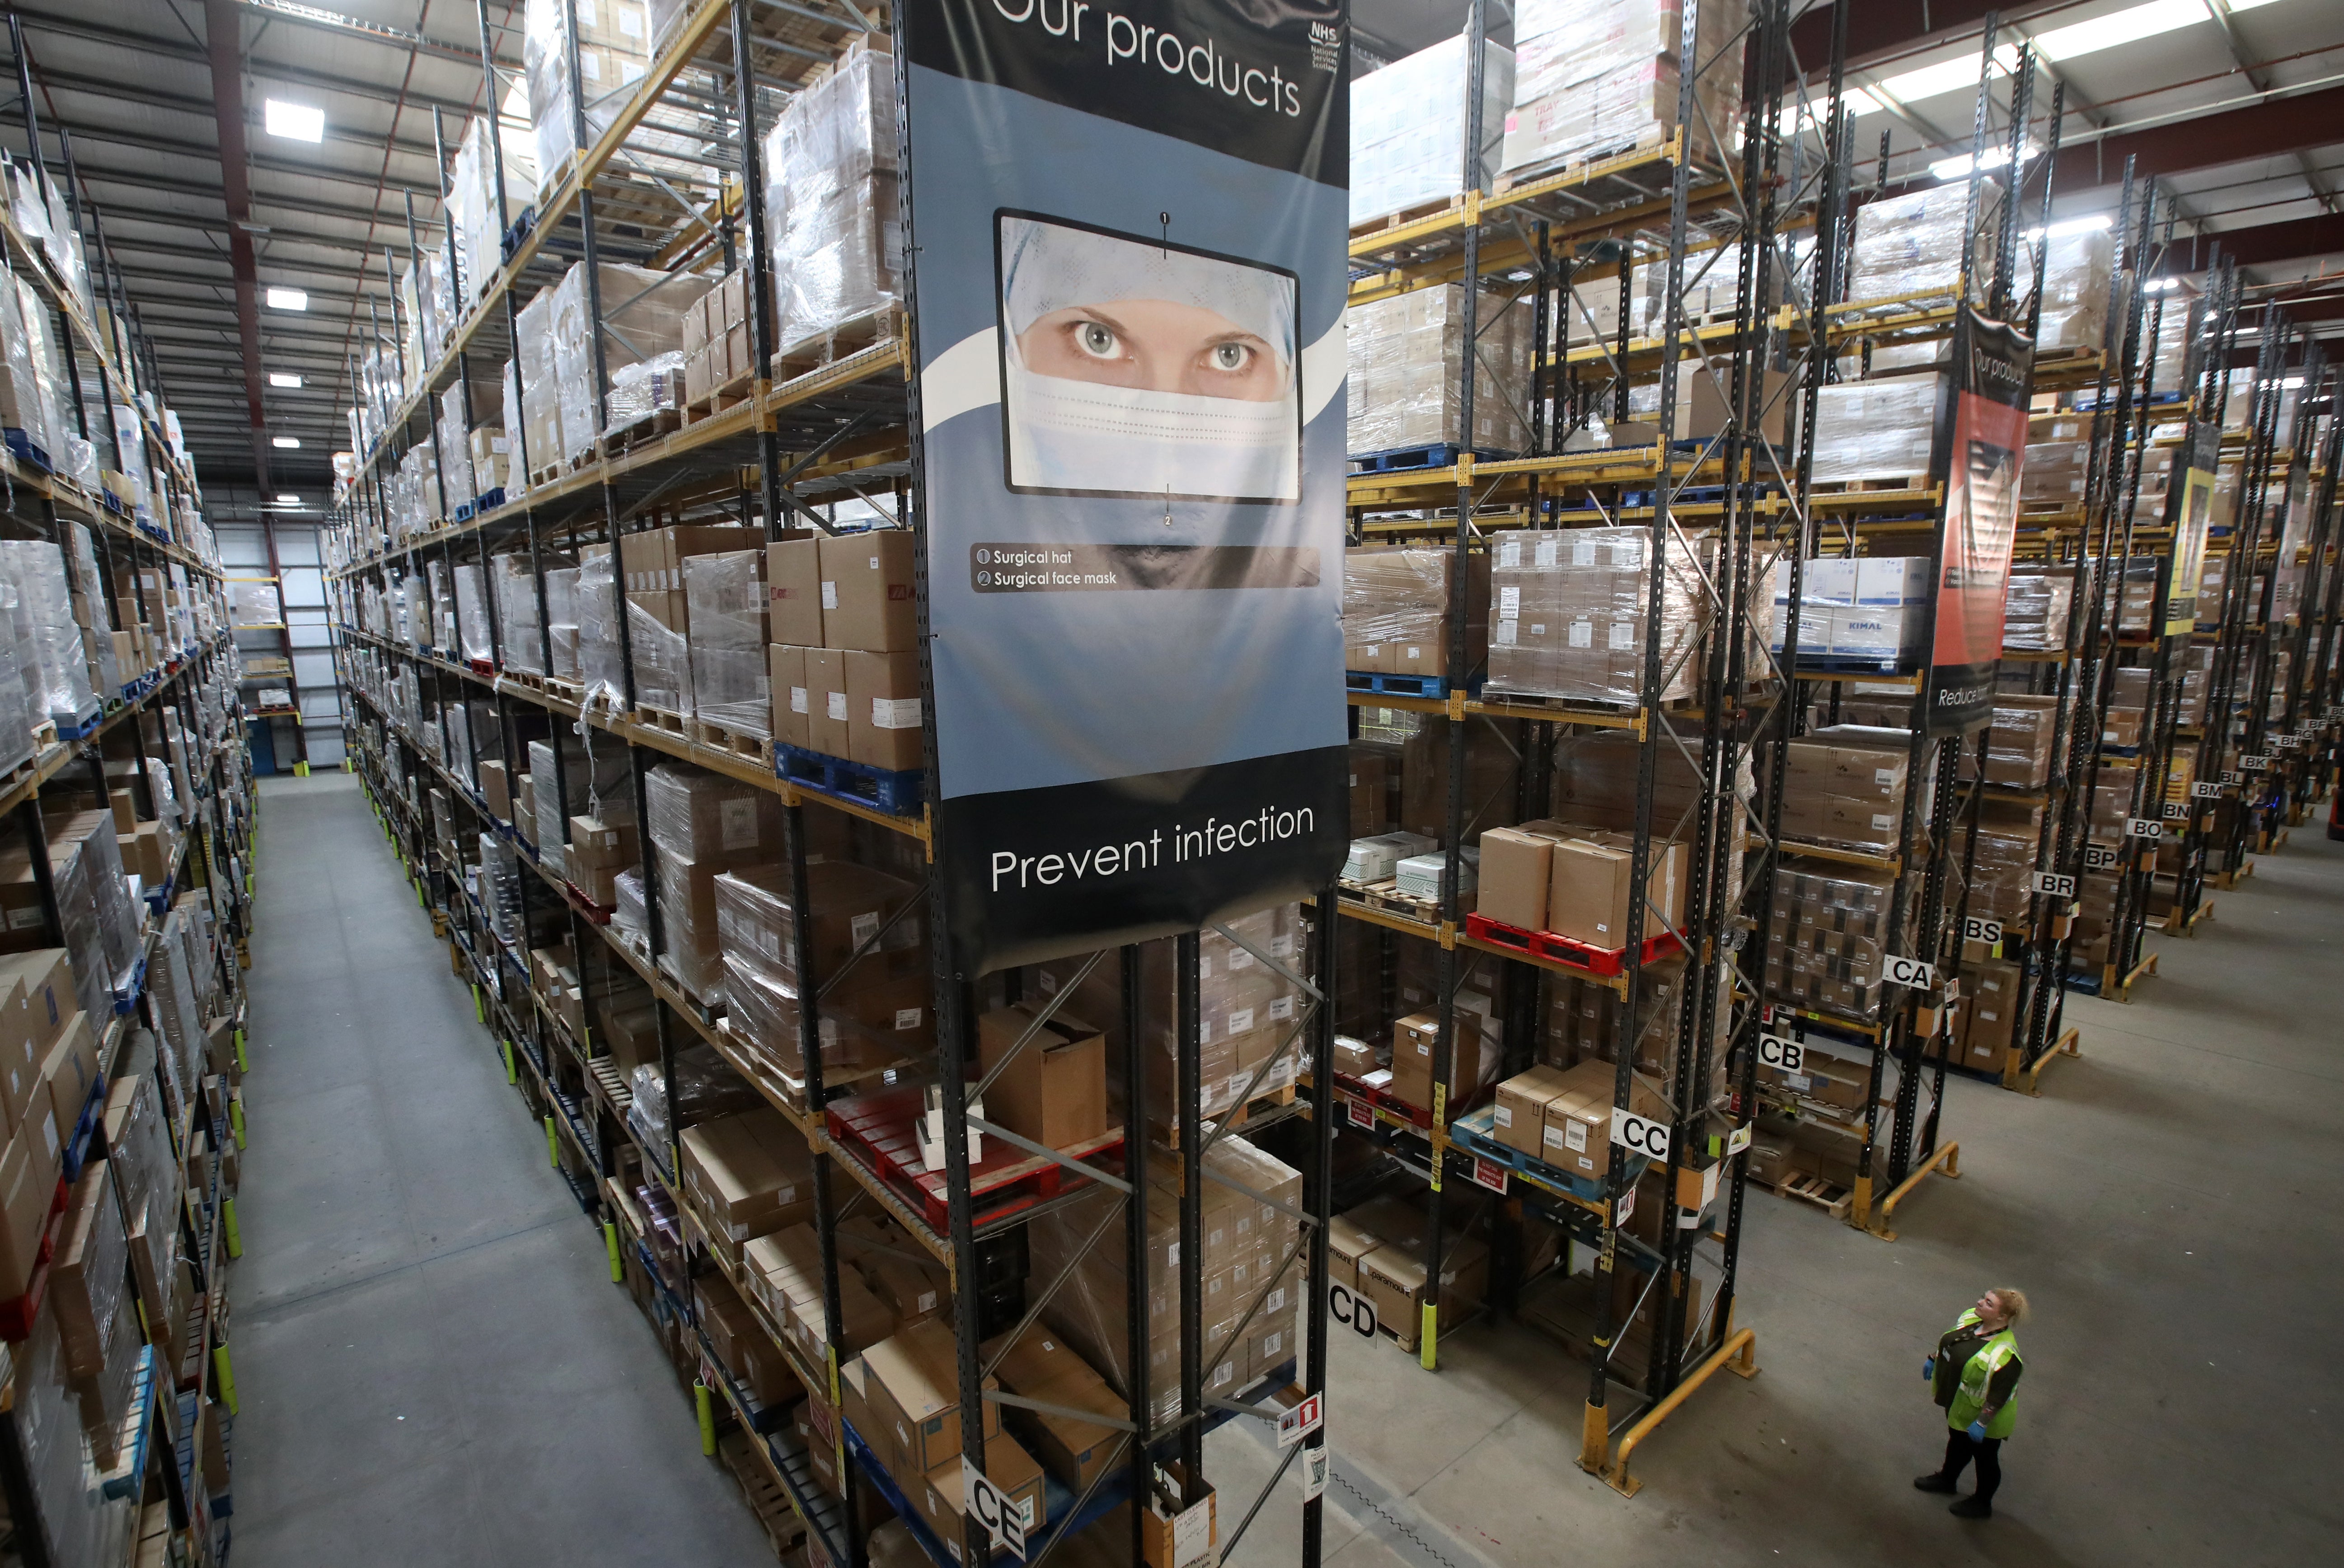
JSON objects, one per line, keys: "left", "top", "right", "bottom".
{"left": 323, "top": 3, "right": 1345, "bottom": 1565}
{"left": 0, "top": 26, "right": 260, "bottom": 1562}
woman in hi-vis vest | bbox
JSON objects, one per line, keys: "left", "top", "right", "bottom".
{"left": 1915, "top": 1287, "right": 2028, "bottom": 1519}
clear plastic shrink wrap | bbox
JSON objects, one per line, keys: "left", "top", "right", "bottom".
{"left": 643, "top": 764, "right": 785, "bottom": 1000}
{"left": 605, "top": 351, "right": 687, "bottom": 435}
{"left": 683, "top": 548, "right": 769, "bottom": 736}
{"left": 1809, "top": 374, "right": 1943, "bottom": 483}
{"left": 548, "top": 261, "right": 708, "bottom": 462}
{"left": 1488, "top": 525, "right": 1706, "bottom": 704}
{"left": 1342, "top": 545, "right": 1489, "bottom": 679}
{"left": 763, "top": 41, "right": 900, "bottom": 358}
{"left": 1501, "top": 0, "right": 1746, "bottom": 178}
{"left": 2002, "top": 569, "right": 2072, "bottom": 651}
{"left": 548, "top": 565, "right": 582, "bottom": 680}
{"left": 577, "top": 545, "right": 626, "bottom": 707}
{"left": 715, "top": 860, "right": 929, "bottom": 1080}
{"left": 454, "top": 564, "right": 493, "bottom": 663}
{"left": 2014, "top": 226, "right": 2113, "bottom": 351}
{"left": 1350, "top": 33, "right": 1514, "bottom": 227}
{"left": 1761, "top": 862, "right": 1911, "bottom": 1023}
{"left": 517, "top": 289, "right": 563, "bottom": 481}
{"left": 1346, "top": 286, "right": 1532, "bottom": 454}
{"left": 525, "top": 0, "right": 652, "bottom": 192}
{"left": 1845, "top": 180, "right": 2001, "bottom": 306}
{"left": 0, "top": 541, "right": 94, "bottom": 720}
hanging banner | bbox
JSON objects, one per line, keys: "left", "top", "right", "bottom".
{"left": 900, "top": 0, "right": 1351, "bottom": 973}
{"left": 1927, "top": 307, "right": 2030, "bottom": 734}
{"left": 2162, "top": 425, "right": 2218, "bottom": 636}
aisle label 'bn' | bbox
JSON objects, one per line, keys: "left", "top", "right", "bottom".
{"left": 1758, "top": 1034, "right": 1805, "bottom": 1073}
{"left": 2029, "top": 870, "right": 2076, "bottom": 897}
{"left": 1885, "top": 954, "right": 1936, "bottom": 988}
{"left": 2162, "top": 802, "right": 2188, "bottom": 820}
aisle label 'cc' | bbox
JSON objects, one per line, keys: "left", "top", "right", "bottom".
{"left": 1612, "top": 1109, "right": 1671, "bottom": 1161}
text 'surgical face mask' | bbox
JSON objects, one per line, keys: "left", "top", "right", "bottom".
{"left": 999, "top": 214, "right": 1301, "bottom": 502}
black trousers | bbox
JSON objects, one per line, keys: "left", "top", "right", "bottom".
{"left": 1940, "top": 1428, "right": 2003, "bottom": 1501}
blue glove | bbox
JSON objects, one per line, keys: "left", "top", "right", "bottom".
{"left": 1922, "top": 1357, "right": 1935, "bottom": 1381}
{"left": 1966, "top": 1421, "right": 1988, "bottom": 1441}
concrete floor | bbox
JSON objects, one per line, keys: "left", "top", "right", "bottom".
{"left": 228, "top": 771, "right": 774, "bottom": 1567}
{"left": 230, "top": 769, "right": 2343, "bottom": 1567}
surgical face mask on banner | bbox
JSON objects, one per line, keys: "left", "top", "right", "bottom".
{"left": 999, "top": 212, "right": 1300, "bottom": 502}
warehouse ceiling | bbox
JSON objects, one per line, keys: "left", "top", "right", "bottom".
{"left": 2, "top": 0, "right": 2341, "bottom": 503}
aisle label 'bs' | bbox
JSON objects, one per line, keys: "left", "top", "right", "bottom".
{"left": 1960, "top": 916, "right": 2003, "bottom": 946}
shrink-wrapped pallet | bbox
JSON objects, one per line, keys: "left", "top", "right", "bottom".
{"left": 1488, "top": 525, "right": 1705, "bottom": 704}
{"left": 1351, "top": 33, "right": 1514, "bottom": 228}
{"left": 763, "top": 40, "right": 900, "bottom": 358}
{"left": 2015, "top": 226, "right": 2114, "bottom": 351}
{"left": 525, "top": 0, "right": 651, "bottom": 191}
{"left": 1845, "top": 180, "right": 2001, "bottom": 308}
{"left": 1342, "top": 545, "right": 1490, "bottom": 680}
{"left": 1345, "top": 286, "right": 1532, "bottom": 455}
{"left": 547, "top": 261, "right": 708, "bottom": 461}
{"left": 1501, "top": 0, "right": 1745, "bottom": 178}
{"left": 0, "top": 541, "right": 94, "bottom": 722}
{"left": 682, "top": 548, "right": 769, "bottom": 738}
{"left": 1809, "top": 375, "right": 1943, "bottom": 484}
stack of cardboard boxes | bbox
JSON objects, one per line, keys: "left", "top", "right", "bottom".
{"left": 616, "top": 523, "right": 764, "bottom": 720}
{"left": 1342, "top": 545, "right": 1490, "bottom": 687}
{"left": 1761, "top": 863, "right": 1908, "bottom": 1023}
{"left": 1771, "top": 725, "right": 1912, "bottom": 855}
{"left": 1326, "top": 1193, "right": 1484, "bottom": 1353}
{"left": 1770, "top": 557, "right": 1933, "bottom": 671}
{"left": 682, "top": 547, "right": 773, "bottom": 739}
{"left": 769, "top": 531, "right": 923, "bottom": 775}
{"left": 682, "top": 270, "right": 762, "bottom": 407}
{"left": 642, "top": 763, "right": 787, "bottom": 1003}
{"left": 1490, "top": 1058, "right": 1667, "bottom": 1183}
{"left": 1487, "top": 525, "right": 1706, "bottom": 704}
{"left": 1476, "top": 818, "right": 1687, "bottom": 949}
{"left": 1343, "top": 287, "right": 1532, "bottom": 455}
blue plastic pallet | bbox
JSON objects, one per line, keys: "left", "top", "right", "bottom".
{"left": 60, "top": 1073, "right": 109, "bottom": 1185}
{"left": 775, "top": 744, "right": 924, "bottom": 816}
{"left": 4, "top": 430, "right": 52, "bottom": 472}
{"left": 1346, "top": 669, "right": 1479, "bottom": 699}
{"left": 473, "top": 486, "right": 506, "bottom": 514}
{"left": 1448, "top": 1103, "right": 1629, "bottom": 1207}
{"left": 1349, "top": 441, "right": 1516, "bottom": 475}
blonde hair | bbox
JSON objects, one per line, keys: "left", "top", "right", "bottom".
{"left": 1990, "top": 1288, "right": 2030, "bottom": 1325}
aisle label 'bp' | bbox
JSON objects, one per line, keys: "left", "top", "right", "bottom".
{"left": 901, "top": 0, "right": 1351, "bottom": 971}
{"left": 1612, "top": 1109, "right": 1670, "bottom": 1161}
{"left": 2028, "top": 870, "right": 2076, "bottom": 897}
{"left": 2084, "top": 843, "right": 2120, "bottom": 871}
{"left": 963, "top": 1458, "right": 1031, "bottom": 1558}
{"left": 1757, "top": 1034, "right": 1805, "bottom": 1073}
{"left": 1328, "top": 1283, "right": 1378, "bottom": 1340}
{"left": 1885, "top": 954, "right": 1936, "bottom": 989}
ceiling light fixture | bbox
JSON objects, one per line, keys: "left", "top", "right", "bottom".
{"left": 265, "top": 287, "right": 307, "bottom": 311}
{"left": 268, "top": 372, "right": 301, "bottom": 388}
{"left": 276, "top": 493, "right": 300, "bottom": 504}
{"left": 272, "top": 436, "right": 301, "bottom": 449}
{"left": 1930, "top": 140, "right": 2041, "bottom": 183}
{"left": 264, "top": 99, "right": 325, "bottom": 142}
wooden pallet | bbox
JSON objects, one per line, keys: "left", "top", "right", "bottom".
{"left": 690, "top": 716, "right": 771, "bottom": 762}
{"left": 1350, "top": 190, "right": 1469, "bottom": 239}
{"left": 636, "top": 705, "right": 690, "bottom": 739}
{"left": 598, "top": 407, "right": 681, "bottom": 458}
{"left": 1753, "top": 1169, "right": 1853, "bottom": 1220}
{"left": 717, "top": 1431, "right": 808, "bottom": 1564}
{"left": 1161, "top": 1083, "right": 1297, "bottom": 1150}
{"left": 685, "top": 371, "right": 756, "bottom": 426}
{"left": 1808, "top": 475, "right": 1933, "bottom": 495}
{"left": 1364, "top": 881, "right": 1446, "bottom": 924}
{"left": 1491, "top": 123, "right": 1674, "bottom": 197}
{"left": 773, "top": 305, "right": 904, "bottom": 378}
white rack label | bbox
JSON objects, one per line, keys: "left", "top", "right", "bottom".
{"left": 963, "top": 1460, "right": 1029, "bottom": 1559}
{"left": 1303, "top": 1447, "right": 1330, "bottom": 1503}
{"left": 2221, "top": 771, "right": 2241, "bottom": 785}
{"left": 2029, "top": 871, "right": 2076, "bottom": 897}
{"left": 2162, "top": 802, "right": 2188, "bottom": 820}
{"left": 2241, "top": 755, "right": 2269, "bottom": 771}
{"left": 1960, "top": 916, "right": 2003, "bottom": 946}
{"left": 1328, "top": 1283, "right": 1378, "bottom": 1341}
{"left": 2191, "top": 781, "right": 2223, "bottom": 798}
{"left": 1612, "top": 1109, "right": 1670, "bottom": 1160}
{"left": 2124, "top": 817, "right": 2162, "bottom": 840}
{"left": 2085, "top": 843, "right": 2120, "bottom": 870}
{"left": 1885, "top": 954, "right": 1936, "bottom": 988}
{"left": 1758, "top": 1034, "right": 1805, "bottom": 1072}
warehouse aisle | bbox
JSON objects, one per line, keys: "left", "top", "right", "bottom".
{"left": 1224, "top": 827, "right": 2344, "bottom": 1568}
{"left": 227, "top": 772, "right": 774, "bottom": 1567}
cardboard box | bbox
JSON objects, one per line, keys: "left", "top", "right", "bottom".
{"left": 767, "top": 538, "right": 825, "bottom": 647}
{"left": 478, "top": 759, "right": 511, "bottom": 819}
{"left": 806, "top": 648, "right": 850, "bottom": 757}
{"left": 1475, "top": 824, "right": 1560, "bottom": 931}
{"left": 1539, "top": 1060, "right": 1667, "bottom": 1180}
{"left": 861, "top": 1320, "right": 1003, "bottom": 1474}
{"left": 38, "top": 1013, "right": 99, "bottom": 1143}
{"left": 844, "top": 650, "right": 923, "bottom": 773}
{"left": 679, "top": 1110, "right": 815, "bottom": 1246}
{"left": 819, "top": 532, "right": 918, "bottom": 652}
{"left": 769, "top": 644, "right": 811, "bottom": 751}
{"left": 977, "top": 1004, "right": 1109, "bottom": 1150}
{"left": 922, "top": 1434, "right": 1048, "bottom": 1543}
{"left": 1358, "top": 1236, "right": 1486, "bottom": 1352}
{"left": 1547, "top": 834, "right": 1684, "bottom": 950}
{"left": 1389, "top": 1010, "right": 1483, "bottom": 1113}
{"left": 0, "top": 1110, "right": 60, "bottom": 1297}
{"left": 1325, "top": 1213, "right": 1385, "bottom": 1294}
{"left": 1491, "top": 1064, "right": 1574, "bottom": 1158}
{"left": 51, "top": 1161, "right": 119, "bottom": 1378}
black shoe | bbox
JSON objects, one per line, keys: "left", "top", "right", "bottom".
{"left": 1950, "top": 1496, "right": 1993, "bottom": 1519}
{"left": 1913, "top": 1474, "right": 1958, "bottom": 1493}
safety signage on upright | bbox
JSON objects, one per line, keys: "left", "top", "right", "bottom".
{"left": 1927, "top": 305, "right": 2032, "bottom": 734}
{"left": 899, "top": 0, "right": 1352, "bottom": 973}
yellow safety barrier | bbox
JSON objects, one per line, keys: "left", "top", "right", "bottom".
{"left": 1603, "top": 1329, "right": 1759, "bottom": 1496}
{"left": 1871, "top": 1142, "right": 1961, "bottom": 1241}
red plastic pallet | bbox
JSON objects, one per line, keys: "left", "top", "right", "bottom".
{"left": 825, "top": 1083, "right": 1125, "bottom": 1231}
{"left": 1463, "top": 911, "right": 1682, "bottom": 976}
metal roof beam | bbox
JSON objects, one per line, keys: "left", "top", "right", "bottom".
{"left": 66, "top": 159, "right": 423, "bottom": 226}
{"left": 203, "top": 0, "right": 272, "bottom": 490}
{"left": 234, "top": 1, "right": 517, "bottom": 68}
{"left": 2156, "top": 213, "right": 2344, "bottom": 275}
{"left": 2052, "top": 84, "right": 2344, "bottom": 198}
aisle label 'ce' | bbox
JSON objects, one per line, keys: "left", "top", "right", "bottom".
{"left": 963, "top": 1459, "right": 1031, "bottom": 1559}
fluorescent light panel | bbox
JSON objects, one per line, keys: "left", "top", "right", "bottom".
{"left": 1867, "top": 0, "right": 2294, "bottom": 110}
{"left": 276, "top": 493, "right": 299, "bottom": 503}
{"left": 268, "top": 372, "right": 301, "bottom": 388}
{"left": 272, "top": 436, "right": 301, "bottom": 449}
{"left": 263, "top": 99, "right": 324, "bottom": 142}
{"left": 1930, "top": 140, "right": 2041, "bottom": 182}
{"left": 265, "top": 287, "right": 307, "bottom": 311}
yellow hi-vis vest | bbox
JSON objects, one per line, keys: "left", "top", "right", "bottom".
{"left": 1946, "top": 1308, "right": 2021, "bottom": 1439}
